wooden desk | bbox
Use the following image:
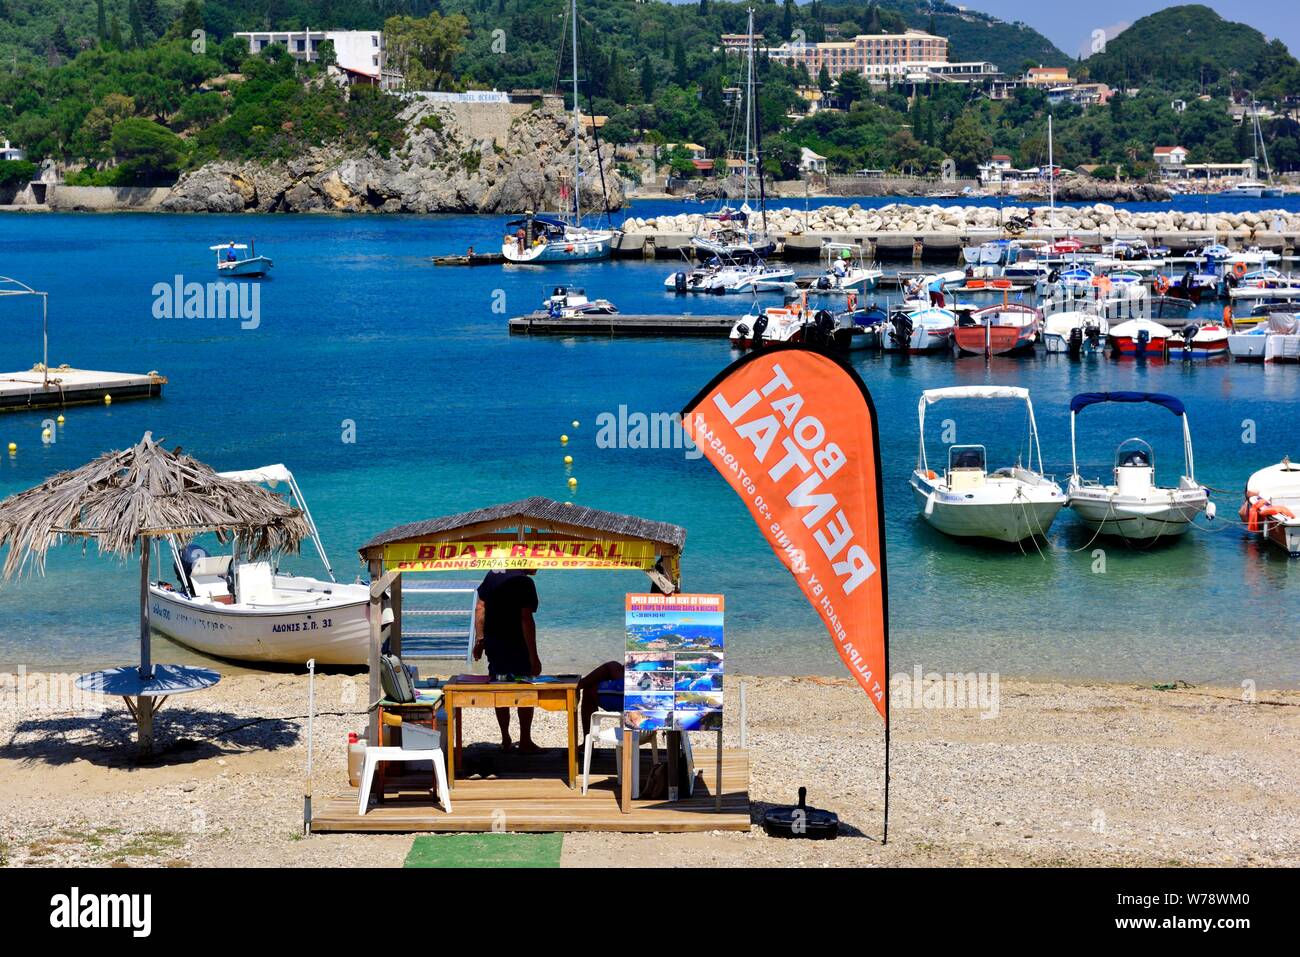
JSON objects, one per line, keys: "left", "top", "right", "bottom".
{"left": 443, "top": 680, "right": 579, "bottom": 788}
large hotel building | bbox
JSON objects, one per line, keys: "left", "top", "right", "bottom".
{"left": 766, "top": 29, "right": 949, "bottom": 81}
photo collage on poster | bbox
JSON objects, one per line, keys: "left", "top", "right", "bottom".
{"left": 624, "top": 593, "right": 724, "bottom": 732}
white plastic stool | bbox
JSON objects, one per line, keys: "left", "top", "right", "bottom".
{"left": 582, "top": 710, "right": 657, "bottom": 796}
{"left": 358, "top": 745, "right": 452, "bottom": 815}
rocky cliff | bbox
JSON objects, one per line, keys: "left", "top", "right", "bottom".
{"left": 162, "top": 97, "right": 624, "bottom": 214}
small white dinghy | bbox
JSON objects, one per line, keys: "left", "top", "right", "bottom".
{"left": 910, "top": 386, "right": 1065, "bottom": 543}
{"left": 147, "top": 465, "right": 379, "bottom": 665}
{"left": 1066, "top": 392, "right": 1212, "bottom": 543}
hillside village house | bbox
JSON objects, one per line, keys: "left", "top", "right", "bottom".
{"left": 235, "top": 30, "right": 401, "bottom": 89}
{"left": 799, "top": 147, "right": 828, "bottom": 175}
{"left": 0, "top": 139, "right": 24, "bottom": 162}
{"left": 1022, "top": 66, "right": 1071, "bottom": 89}
{"left": 1153, "top": 145, "right": 1189, "bottom": 176}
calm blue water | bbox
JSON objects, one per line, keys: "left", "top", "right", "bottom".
{"left": 1, "top": 198, "right": 1297, "bottom": 686}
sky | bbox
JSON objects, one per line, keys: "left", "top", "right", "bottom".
{"left": 960, "top": 0, "right": 1296, "bottom": 59}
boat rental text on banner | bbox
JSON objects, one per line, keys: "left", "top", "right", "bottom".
{"left": 682, "top": 345, "right": 890, "bottom": 721}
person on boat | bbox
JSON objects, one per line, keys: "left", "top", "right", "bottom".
{"left": 472, "top": 569, "right": 543, "bottom": 753}
{"left": 928, "top": 274, "right": 946, "bottom": 308}
{"left": 226, "top": 244, "right": 237, "bottom": 262}
{"left": 576, "top": 660, "right": 624, "bottom": 746}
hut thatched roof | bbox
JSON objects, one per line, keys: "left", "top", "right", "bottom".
{"left": 358, "top": 496, "right": 687, "bottom": 556}
{"left": 0, "top": 432, "right": 312, "bottom": 579}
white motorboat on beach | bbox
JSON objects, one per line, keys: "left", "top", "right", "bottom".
{"left": 910, "top": 386, "right": 1065, "bottom": 543}
{"left": 1066, "top": 392, "right": 1212, "bottom": 543}
{"left": 1240, "top": 459, "right": 1300, "bottom": 557}
{"left": 147, "top": 465, "right": 378, "bottom": 665}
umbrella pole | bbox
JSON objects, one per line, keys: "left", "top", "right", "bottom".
{"left": 137, "top": 541, "right": 154, "bottom": 754}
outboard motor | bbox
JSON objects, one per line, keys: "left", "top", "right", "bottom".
{"left": 813, "top": 309, "right": 835, "bottom": 347}
{"left": 176, "top": 543, "right": 209, "bottom": 592}
{"left": 752, "top": 314, "right": 769, "bottom": 348}
{"left": 1136, "top": 326, "right": 1150, "bottom": 359}
{"left": 1067, "top": 326, "right": 1084, "bottom": 358}
{"left": 816, "top": 275, "right": 832, "bottom": 290}
{"left": 673, "top": 271, "right": 688, "bottom": 294}
{"left": 1179, "top": 324, "right": 1197, "bottom": 354}
{"left": 733, "top": 322, "right": 750, "bottom": 346}
{"left": 1086, "top": 324, "right": 1101, "bottom": 351}
{"left": 1047, "top": 268, "right": 1061, "bottom": 285}
{"left": 890, "top": 313, "right": 913, "bottom": 351}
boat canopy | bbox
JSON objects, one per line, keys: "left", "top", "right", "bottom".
{"left": 217, "top": 464, "right": 295, "bottom": 486}
{"left": 917, "top": 386, "right": 1042, "bottom": 476}
{"left": 209, "top": 244, "right": 249, "bottom": 251}
{"left": 1069, "top": 392, "right": 1185, "bottom": 417}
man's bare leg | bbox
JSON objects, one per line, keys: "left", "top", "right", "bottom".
{"left": 494, "top": 706, "right": 512, "bottom": 751}
{"left": 516, "top": 707, "right": 541, "bottom": 754}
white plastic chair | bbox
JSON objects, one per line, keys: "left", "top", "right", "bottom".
{"left": 582, "top": 709, "right": 657, "bottom": 796}
{"left": 358, "top": 724, "right": 452, "bottom": 815}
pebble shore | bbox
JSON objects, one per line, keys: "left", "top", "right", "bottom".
{"left": 1, "top": 673, "right": 1295, "bottom": 867}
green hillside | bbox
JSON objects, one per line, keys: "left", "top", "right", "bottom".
{"left": 1081, "top": 4, "right": 1300, "bottom": 99}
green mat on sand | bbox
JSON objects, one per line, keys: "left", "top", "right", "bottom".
{"left": 404, "top": 833, "right": 563, "bottom": 868}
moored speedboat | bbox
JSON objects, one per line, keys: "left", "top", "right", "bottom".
{"left": 543, "top": 286, "right": 617, "bottom": 317}
{"left": 1066, "top": 392, "right": 1212, "bottom": 543}
{"left": 503, "top": 214, "right": 614, "bottom": 264}
{"left": 910, "top": 386, "right": 1065, "bottom": 543}
{"left": 883, "top": 305, "right": 956, "bottom": 354}
{"left": 953, "top": 301, "right": 1040, "bottom": 357}
{"left": 1167, "top": 320, "right": 1229, "bottom": 359}
{"left": 1228, "top": 312, "right": 1300, "bottom": 362}
{"left": 147, "top": 465, "right": 376, "bottom": 665}
{"left": 1240, "top": 459, "right": 1300, "bottom": 557}
{"left": 1042, "top": 310, "right": 1108, "bottom": 355}
{"left": 212, "top": 242, "right": 273, "bottom": 278}
{"left": 1107, "top": 318, "right": 1169, "bottom": 357}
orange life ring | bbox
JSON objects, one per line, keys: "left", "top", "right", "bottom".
{"left": 1222, "top": 305, "right": 1234, "bottom": 328}
{"left": 1233, "top": 261, "right": 1246, "bottom": 278}
{"left": 1154, "top": 275, "right": 1170, "bottom": 295}
{"left": 1260, "top": 504, "right": 1296, "bottom": 520}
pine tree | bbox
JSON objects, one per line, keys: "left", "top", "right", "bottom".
{"left": 640, "top": 55, "right": 656, "bottom": 103}
{"left": 180, "top": 0, "right": 204, "bottom": 38}
{"left": 782, "top": 0, "right": 794, "bottom": 41}
{"left": 110, "top": 14, "right": 124, "bottom": 49}
{"left": 698, "top": 0, "right": 708, "bottom": 14}
{"left": 97, "top": 0, "right": 107, "bottom": 44}
{"left": 673, "top": 37, "right": 688, "bottom": 87}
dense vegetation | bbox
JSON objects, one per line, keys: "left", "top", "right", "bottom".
{"left": 1079, "top": 5, "right": 1300, "bottom": 103}
{"left": 0, "top": 1, "right": 1296, "bottom": 188}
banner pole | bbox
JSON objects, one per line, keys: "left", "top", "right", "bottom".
{"left": 883, "top": 723, "right": 890, "bottom": 845}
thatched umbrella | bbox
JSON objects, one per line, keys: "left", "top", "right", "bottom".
{"left": 0, "top": 432, "right": 312, "bottom": 751}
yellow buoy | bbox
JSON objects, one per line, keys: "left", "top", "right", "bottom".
{"left": 41, "top": 429, "right": 52, "bottom": 442}
{"left": 560, "top": 434, "right": 569, "bottom": 444}
{"left": 567, "top": 477, "right": 578, "bottom": 487}
{"left": 56, "top": 414, "right": 65, "bottom": 424}
{"left": 6, "top": 442, "right": 15, "bottom": 453}
{"left": 103, "top": 394, "right": 112, "bottom": 405}
{"left": 563, "top": 455, "right": 573, "bottom": 465}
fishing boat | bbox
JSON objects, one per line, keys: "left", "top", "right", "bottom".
{"left": 1240, "top": 459, "right": 1300, "bottom": 557}
{"left": 147, "top": 465, "right": 375, "bottom": 665}
{"left": 1167, "top": 320, "right": 1229, "bottom": 359}
{"left": 1107, "top": 317, "right": 1170, "bottom": 357}
{"left": 910, "top": 386, "right": 1065, "bottom": 543}
{"left": 883, "top": 305, "right": 956, "bottom": 354}
{"left": 720, "top": 261, "right": 796, "bottom": 294}
{"left": 212, "top": 242, "right": 273, "bottom": 278}
{"left": 1065, "top": 392, "right": 1212, "bottom": 543}
{"left": 953, "top": 301, "right": 1041, "bottom": 357}
{"left": 543, "top": 286, "right": 618, "bottom": 317}
{"left": 1042, "top": 310, "right": 1108, "bottom": 355}
{"left": 1227, "top": 312, "right": 1300, "bottom": 362}
{"left": 730, "top": 294, "right": 815, "bottom": 348}
{"left": 501, "top": 0, "right": 617, "bottom": 264}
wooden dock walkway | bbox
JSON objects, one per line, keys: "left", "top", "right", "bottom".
{"left": 310, "top": 745, "right": 751, "bottom": 834}
{"left": 0, "top": 366, "right": 166, "bottom": 412}
{"left": 509, "top": 312, "right": 736, "bottom": 337}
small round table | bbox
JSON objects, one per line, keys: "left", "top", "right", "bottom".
{"left": 76, "top": 665, "right": 221, "bottom": 752}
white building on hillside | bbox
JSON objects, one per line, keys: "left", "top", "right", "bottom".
{"left": 235, "top": 30, "right": 401, "bottom": 89}
{"left": 1, "top": 139, "right": 24, "bottom": 162}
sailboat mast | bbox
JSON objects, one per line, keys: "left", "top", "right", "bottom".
{"left": 1047, "top": 113, "right": 1055, "bottom": 236}
{"left": 743, "top": 8, "right": 754, "bottom": 207}
{"left": 572, "top": 0, "right": 581, "bottom": 227}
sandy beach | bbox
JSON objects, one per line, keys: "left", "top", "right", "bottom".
{"left": 1, "top": 670, "right": 1296, "bottom": 868}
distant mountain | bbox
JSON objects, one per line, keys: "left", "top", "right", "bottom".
{"left": 820, "top": 0, "right": 1071, "bottom": 70}
{"left": 1081, "top": 4, "right": 1300, "bottom": 95}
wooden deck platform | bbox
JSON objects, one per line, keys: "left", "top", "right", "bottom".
{"left": 310, "top": 744, "right": 751, "bottom": 834}
{"left": 0, "top": 366, "right": 166, "bottom": 411}
{"left": 508, "top": 313, "right": 736, "bottom": 337}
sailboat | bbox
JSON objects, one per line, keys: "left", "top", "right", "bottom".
{"left": 1220, "top": 103, "right": 1283, "bottom": 198}
{"left": 1065, "top": 392, "right": 1212, "bottom": 543}
{"left": 910, "top": 386, "right": 1065, "bottom": 543}
{"left": 502, "top": 0, "right": 616, "bottom": 264}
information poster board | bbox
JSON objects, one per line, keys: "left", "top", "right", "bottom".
{"left": 624, "top": 593, "right": 724, "bottom": 732}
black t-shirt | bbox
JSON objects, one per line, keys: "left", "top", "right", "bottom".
{"left": 479, "top": 571, "right": 539, "bottom": 672}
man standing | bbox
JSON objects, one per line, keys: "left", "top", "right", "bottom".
{"left": 473, "top": 569, "right": 542, "bottom": 753}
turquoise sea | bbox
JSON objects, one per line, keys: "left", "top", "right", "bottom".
{"left": 1, "top": 197, "right": 1297, "bottom": 686}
